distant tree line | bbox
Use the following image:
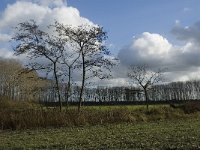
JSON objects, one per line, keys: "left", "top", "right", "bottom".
{"left": 1, "top": 59, "right": 200, "bottom": 104}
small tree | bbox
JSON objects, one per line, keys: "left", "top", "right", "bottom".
{"left": 55, "top": 23, "right": 116, "bottom": 111}
{"left": 60, "top": 48, "right": 80, "bottom": 106}
{"left": 13, "top": 20, "right": 64, "bottom": 111}
{"left": 127, "top": 65, "right": 164, "bottom": 110}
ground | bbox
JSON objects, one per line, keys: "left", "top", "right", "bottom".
{"left": 1, "top": 118, "right": 200, "bottom": 149}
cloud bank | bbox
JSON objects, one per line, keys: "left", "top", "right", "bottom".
{"left": 118, "top": 21, "right": 200, "bottom": 82}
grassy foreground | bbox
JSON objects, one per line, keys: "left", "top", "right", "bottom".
{"left": 1, "top": 118, "right": 200, "bottom": 149}
{"left": 1, "top": 99, "right": 200, "bottom": 149}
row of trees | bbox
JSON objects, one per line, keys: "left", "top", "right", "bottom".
{"left": 1, "top": 59, "right": 200, "bottom": 104}
{"left": 39, "top": 80, "right": 200, "bottom": 103}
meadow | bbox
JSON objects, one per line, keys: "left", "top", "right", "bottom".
{"left": 1, "top": 99, "right": 200, "bottom": 149}
{"left": 1, "top": 118, "right": 200, "bottom": 149}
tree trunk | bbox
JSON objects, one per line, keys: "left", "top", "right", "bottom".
{"left": 53, "top": 63, "right": 62, "bottom": 111}
{"left": 144, "top": 89, "right": 149, "bottom": 111}
{"left": 66, "top": 66, "right": 71, "bottom": 108}
{"left": 78, "top": 52, "right": 85, "bottom": 112}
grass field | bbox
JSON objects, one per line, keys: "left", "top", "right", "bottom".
{"left": 1, "top": 100, "right": 200, "bottom": 149}
{"left": 1, "top": 118, "right": 200, "bottom": 149}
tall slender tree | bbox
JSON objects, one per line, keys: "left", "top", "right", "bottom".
{"left": 60, "top": 48, "right": 80, "bottom": 105}
{"left": 13, "top": 20, "right": 64, "bottom": 111}
{"left": 55, "top": 22, "right": 116, "bottom": 111}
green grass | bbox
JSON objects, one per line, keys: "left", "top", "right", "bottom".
{"left": 1, "top": 118, "right": 200, "bottom": 149}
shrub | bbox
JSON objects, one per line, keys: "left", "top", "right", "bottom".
{"left": 181, "top": 101, "right": 200, "bottom": 114}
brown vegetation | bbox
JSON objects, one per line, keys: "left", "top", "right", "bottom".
{"left": 180, "top": 101, "right": 200, "bottom": 114}
{"left": 1, "top": 99, "right": 200, "bottom": 130}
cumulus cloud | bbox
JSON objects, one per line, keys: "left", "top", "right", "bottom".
{"left": 118, "top": 32, "right": 172, "bottom": 68}
{"left": 134, "top": 32, "right": 171, "bottom": 56}
{"left": 0, "top": 0, "right": 94, "bottom": 59}
{"left": 0, "top": 0, "right": 93, "bottom": 32}
{"left": 118, "top": 28, "right": 200, "bottom": 82}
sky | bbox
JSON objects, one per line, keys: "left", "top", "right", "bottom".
{"left": 68, "top": 0, "right": 200, "bottom": 49}
{"left": 1, "top": 0, "right": 200, "bottom": 86}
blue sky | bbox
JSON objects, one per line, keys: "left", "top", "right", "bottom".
{"left": 1, "top": 0, "right": 200, "bottom": 51}
{"left": 68, "top": 0, "right": 200, "bottom": 51}
{"left": 1, "top": 0, "right": 200, "bottom": 84}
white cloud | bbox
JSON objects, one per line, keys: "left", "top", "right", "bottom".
{"left": 92, "top": 77, "right": 132, "bottom": 87}
{"left": 133, "top": 32, "right": 171, "bottom": 58}
{"left": 118, "top": 30, "right": 200, "bottom": 82}
{"left": 0, "top": 1, "right": 49, "bottom": 31}
{"left": 0, "top": 1, "right": 94, "bottom": 32}
{"left": 118, "top": 32, "right": 172, "bottom": 68}
{"left": 169, "top": 68, "right": 200, "bottom": 82}
{"left": 0, "top": 0, "right": 95, "bottom": 60}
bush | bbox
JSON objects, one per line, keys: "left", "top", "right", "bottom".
{"left": 181, "top": 101, "right": 200, "bottom": 114}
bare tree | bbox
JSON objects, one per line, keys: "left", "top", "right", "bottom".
{"left": 127, "top": 65, "right": 164, "bottom": 110}
{"left": 13, "top": 20, "right": 64, "bottom": 111}
{"left": 55, "top": 23, "right": 116, "bottom": 111}
{"left": 60, "top": 49, "right": 80, "bottom": 106}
